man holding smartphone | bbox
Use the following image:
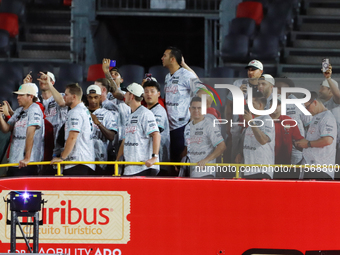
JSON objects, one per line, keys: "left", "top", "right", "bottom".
{"left": 225, "top": 60, "right": 264, "bottom": 163}
{"left": 0, "top": 84, "right": 44, "bottom": 176}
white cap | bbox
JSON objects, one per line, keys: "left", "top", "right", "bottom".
{"left": 127, "top": 82, "right": 144, "bottom": 97}
{"left": 14, "top": 83, "right": 38, "bottom": 96}
{"left": 47, "top": 71, "right": 55, "bottom": 82}
{"left": 321, "top": 78, "right": 338, "bottom": 88}
{"left": 261, "top": 74, "right": 275, "bottom": 86}
{"left": 246, "top": 59, "right": 263, "bottom": 71}
{"left": 87, "top": 84, "right": 102, "bottom": 95}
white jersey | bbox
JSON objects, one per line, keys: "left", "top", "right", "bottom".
{"left": 149, "top": 103, "right": 170, "bottom": 166}
{"left": 92, "top": 108, "right": 118, "bottom": 168}
{"left": 8, "top": 103, "right": 44, "bottom": 165}
{"left": 323, "top": 97, "right": 340, "bottom": 144}
{"left": 303, "top": 110, "right": 337, "bottom": 178}
{"left": 42, "top": 94, "right": 68, "bottom": 141}
{"left": 164, "top": 68, "right": 205, "bottom": 130}
{"left": 185, "top": 116, "right": 224, "bottom": 177}
{"left": 227, "top": 79, "right": 248, "bottom": 101}
{"left": 105, "top": 92, "right": 131, "bottom": 141}
{"left": 243, "top": 115, "right": 275, "bottom": 178}
{"left": 64, "top": 102, "right": 95, "bottom": 170}
{"left": 122, "top": 106, "right": 160, "bottom": 175}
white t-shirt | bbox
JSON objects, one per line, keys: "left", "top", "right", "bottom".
{"left": 122, "top": 105, "right": 160, "bottom": 175}
{"left": 303, "top": 110, "right": 337, "bottom": 178}
{"left": 323, "top": 97, "right": 340, "bottom": 145}
{"left": 64, "top": 102, "right": 95, "bottom": 170}
{"left": 92, "top": 107, "right": 118, "bottom": 168}
{"left": 106, "top": 91, "right": 131, "bottom": 141}
{"left": 42, "top": 94, "right": 68, "bottom": 155}
{"left": 184, "top": 116, "right": 224, "bottom": 177}
{"left": 164, "top": 68, "right": 205, "bottom": 130}
{"left": 243, "top": 115, "right": 275, "bottom": 178}
{"left": 8, "top": 103, "right": 44, "bottom": 165}
{"left": 149, "top": 103, "right": 170, "bottom": 166}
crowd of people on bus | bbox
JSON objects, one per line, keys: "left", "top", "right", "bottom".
{"left": 0, "top": 47, "right": 339, "bottom": 179}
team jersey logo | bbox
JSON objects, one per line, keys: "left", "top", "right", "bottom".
{"left": 165, "top": 85, "right": 178, "bottom": 94}
{"left": 125, "top": 126, "right": 137, "bottom": 134}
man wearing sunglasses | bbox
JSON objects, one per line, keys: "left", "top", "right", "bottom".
{"left": 0, "top": 84, "right": 44, "bottom": 176}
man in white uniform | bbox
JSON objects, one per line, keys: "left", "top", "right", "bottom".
{"left": 235, "top": 97, "right": 275, "bottom": 179}
{"left": 161, "top": 46, "right": 206, "bottom": 166}
{"left": 318, "top": 65, "right": 340, "bottom": 165}
{"left": 295, "top": 92, "right": 337, "bottom": 179}
{"left": 116, "top": 83, "right": 161, "bottom": 176}
{"left": 0, "top": 84, "right": 44, "bottom": 176}
{"left": 225, "top": 60, "right": 264, "bottom": 162}
{"left": 184, "top": 97, "right": 226, "bottom": 178}
{"left": 24, "top": 71, "right": 68, "bottom": 157}
{"left": 51, "top": 83, "right": 95, "bottom": 175}
{"left": 86, "top": 85, "right": 118, "bottom": 174}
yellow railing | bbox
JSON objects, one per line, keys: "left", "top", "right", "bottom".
{"left": 0, "top": 161, "right": 324, "bottom": 178}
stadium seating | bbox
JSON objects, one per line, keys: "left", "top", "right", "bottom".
{"left": 260, "top": 17, "right": 287, "bottom": 45}
{"left": 250, "top": 34, "right": 280, "bottom": 61}
{"left": 220, "top": 34, "right": 249, "bottom": 62}
{"left": 87, "top": 64, "right": 105, "bottom": 81}
{"left": 236, "top": 1, "right": 263, "bottom": 25}
{"left": 209, "top": 67, "right": 234, "bottom": 78}
{"left": 266, "top": 1, "right": 294, "bottom": 27}
{"left": 0, "top": 61, "right": 23, "bottom": 86}
{"left": 229, "top": 18, "right": 257, "bottom": 38}
{"left": 148, "top": 65, "right": 168, "bottom": 85}
{"left": 0, "top": 13, "right": 19, "bottom": 38}
{"left": 119, "top": 65, "right": 145, "bottom": 88}
{"left": 0, "top": 0, "right": 25, "bottom": 22}
{"left": 58, "top": 63, "right": 83, "bottom": 83}
{"left": 0, "top": 29, "right": 10, "bottom": 58}
{"left": 243, "top": 0, "right": 270, "bottom": 11}
{"left": 191, "top": 66, "right": 205, "bottom": 78}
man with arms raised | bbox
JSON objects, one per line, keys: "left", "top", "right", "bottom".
{"left": 24, "top": 71, "right": 67, "bottom": 157}
{"left": 116, "top": 83, "right": 161, "bottom": 176}
{"left": 225, "top": 60, "right": 264, "bottom": 162}
{"left": 184, "top": 97, "right": 226, "bottom": 178}
{"left": 86, "top": 84, "right": 117, "bottom": 174}
{"left": 161, "top": 46, "right": 206, "bottom": 166}
{"left": 51, "top": 83, "right": 95, "bottom": 175}
{"left": 0, "top": 84, "right": 44, "bottom": 176}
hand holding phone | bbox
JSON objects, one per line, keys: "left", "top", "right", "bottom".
{"left": 322, "top": 58, "right": 330, "bottom": 73}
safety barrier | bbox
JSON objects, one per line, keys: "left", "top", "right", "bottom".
{"left": 0, "top": 161, "right": 333, "bottom": 178}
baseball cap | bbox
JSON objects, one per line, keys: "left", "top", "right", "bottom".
{"left": 46, "top": 71, "right": 56, "bottom": 82}
{"left": 110, "top": 67, "right": 121, "bottom": 75}
{"left": 321, "top": 78, "right": 338, "bottom": 88}
{"left": 127, "top": 82, "right": 144, "bottom": 97}
{"left": 87, "top": 84, "right": 102, "bottom": 95}
{"left": 13, "top": 83, "right": 38, "bottom": 96}
{"left": 245, "top": 60, "right": 263, "bottom": 70}
{"left": 260, "top": 74, "right": 275, "bottom": 86}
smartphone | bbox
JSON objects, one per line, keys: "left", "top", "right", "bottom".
{"left": 322, "top": 58, "right": 329, "bottom": 73}
{"left": 144, "top": 73, "right": 152, "bottom": 80}
{"left": 110, "top": 60, "right": 116, "bottom": 67}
